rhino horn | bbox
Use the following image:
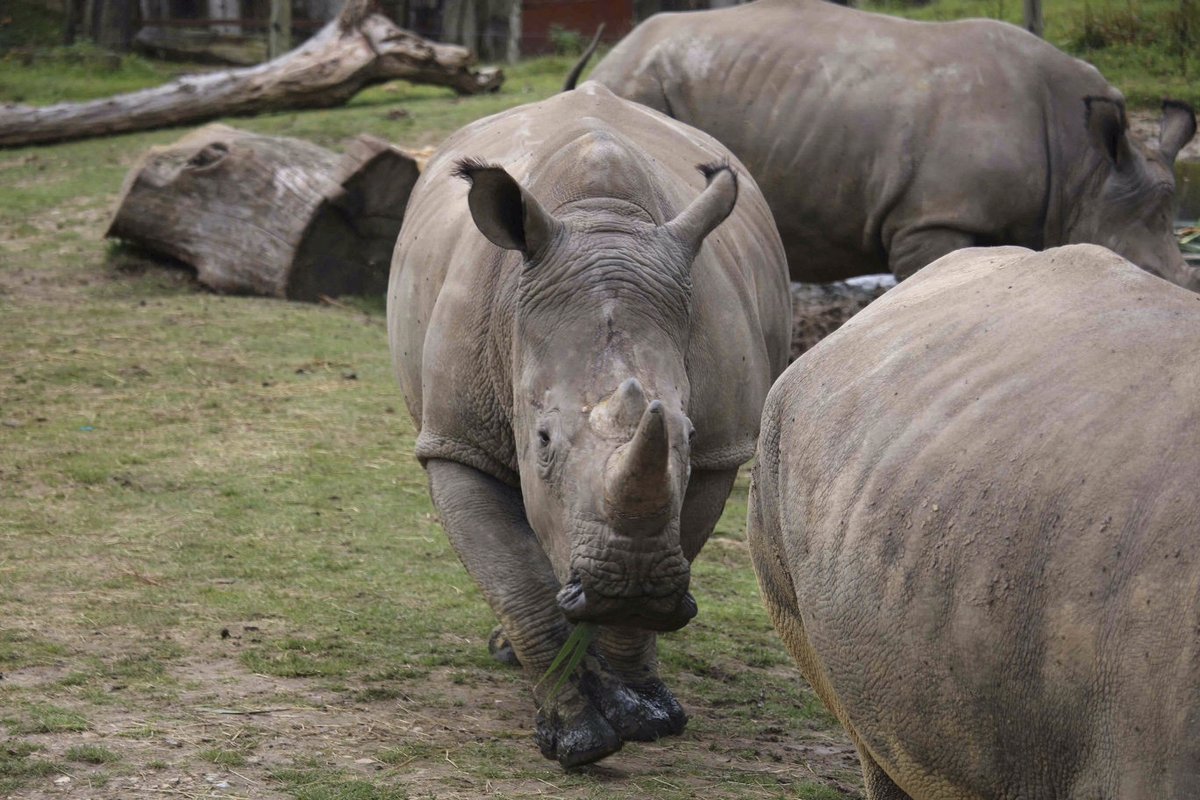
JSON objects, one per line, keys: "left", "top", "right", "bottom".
{"left": 605, "top": 400, "right": 672, "bottom": 520}
{"left": 1160, "top": 100, "right": 1197, "bottom": 166}
{"left": 611, "top": 377, "right": 649, "bottom": 429}
{"left": 663, "top": 163, "right": 738, "bottom": 254}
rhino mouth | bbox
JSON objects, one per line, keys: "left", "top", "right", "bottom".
{"left": 556, "top": 576, "right": 698, "bottom": 632}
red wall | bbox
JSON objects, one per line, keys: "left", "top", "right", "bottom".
{"left": 522, "top": 0, "right": 634, "bottom": 55}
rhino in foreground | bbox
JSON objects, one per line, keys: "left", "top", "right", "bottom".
{"left": 748, "top": 244, "right": 1200, "bottom": 799}
{"left": 388, "top": 82, "right": 791, "bottom": 766}
{"left": 582, "top": 0, "right": 1199, "bottom": 289}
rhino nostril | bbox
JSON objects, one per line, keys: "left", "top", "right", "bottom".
{"left": 557, "top": 578, "right": 587, "bottom": 615}
{"left": 679, "top": 592, "right": 698, "bottom": 622}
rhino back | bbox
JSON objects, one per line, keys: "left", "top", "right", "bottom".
{"left": 758, "top": 245, "right": 1200, "bottom": 797}
{"left": 388, "top": 83, "right": 790, "bottom": 483}
{"left": 591, "top": 0, "right": 1117, "bottom": 281}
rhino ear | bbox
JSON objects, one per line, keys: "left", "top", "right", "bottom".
{"left": 663, "top": 162, "right": 738, "bottom": 254}
{"left": 1160, "top": 100, "right": 1197, "bottom": 165}
{"left": 1085, "top": 96, "right": 1133, "bottom": 170}
{"left": 454, "top": 159, "right": 561, "bottom": 257}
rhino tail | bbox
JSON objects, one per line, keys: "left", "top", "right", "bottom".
{"left": 562, "top": 24, "right": 606, "bottom": 92}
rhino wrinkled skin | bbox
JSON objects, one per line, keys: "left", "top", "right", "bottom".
{"left": 748, "top": 244, "right": 1200, "bottom": 799}
{"left": 587, "top": 0, "right": 1199, "bottom": 289}
{"left": 388, "top": 82, "right": 791, "bottom": 767}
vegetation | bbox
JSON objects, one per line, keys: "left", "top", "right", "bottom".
{"left": 862, "top": 0, "right": 1200, "bottom": 107}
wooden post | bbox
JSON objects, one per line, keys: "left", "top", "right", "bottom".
{"left": 1023, "top": 0, "right": 1044, "bottom": 38}
{"left": 269, "top": 0, "right": 292, "bottom": 59}
{"left": 506, "top": 0, "right": 519, "bottom": 64}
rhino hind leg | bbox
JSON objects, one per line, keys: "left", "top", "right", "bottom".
{"left": 487, "top": 624, "right": 521, "bottom": 666}
{"left": 888, "top": 226, "right": 975, "bottom": 280}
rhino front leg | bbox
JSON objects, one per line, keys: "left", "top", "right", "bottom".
{"left": 593, "top": 626, "right": 688, "bottom": 740}
{"left": 860, "top": 747, "right": 914, "bottom": 800}
{"left": 586, "top": 468, "right": 739, "bottom": 741}
{"left": 425, "top": 459, "right": 621, "bottom": 767}
{"left": 887, "top": 226, "right": 975, "bottom": 280}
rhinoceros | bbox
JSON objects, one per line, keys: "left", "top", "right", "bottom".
{"left": 747, "top": 243, "right": 1200, "bottom": 799}
{"left": 387, "top": 82, "right": 791, "bottom": 766}
{"left": 579, "top": 0, "right": 1199, "bottom": 289}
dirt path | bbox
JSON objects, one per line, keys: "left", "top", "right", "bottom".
{"left": 4, "top": 641, "right": 859, "bottom": 799}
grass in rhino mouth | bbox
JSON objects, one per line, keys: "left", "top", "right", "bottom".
{"left": 537, "top": 622, "right": 600, "bottom": 707}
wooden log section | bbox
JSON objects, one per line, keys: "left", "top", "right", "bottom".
{"left": 0, "top": 0, "right": 502, "bottom": 148}
{"left": 106, "top": 124, "right": 419, "bottom": 300}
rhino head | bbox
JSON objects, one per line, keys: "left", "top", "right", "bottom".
{"left": 455, "top": 158, "right": 738, "bottom": 632}
{"left": 1073, "top": 97, "right": 1199, "bottom": 290}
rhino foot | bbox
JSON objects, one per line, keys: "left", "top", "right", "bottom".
{"left": 487, "top": 625, "right": 521, "bottom": 666}
{"left": 626, "top": 679, "right": 688, "bottom": 739}
{"left": 580, "top": 668, "right": 687, "bottom": 742}
{"left": 535, "top": 681, "right": 622, "bottom": 768}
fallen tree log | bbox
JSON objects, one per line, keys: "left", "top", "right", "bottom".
{"left": 0, "top": 0, "right": 502, "bottom": 148}
{"left": 106, "top": 124, "right": 419, "bottom": 300}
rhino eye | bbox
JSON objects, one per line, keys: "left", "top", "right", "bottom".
{"left": 688, "top": 426, "right": 697, "bottom": 443}
{"left": 537, "top": 429, "right": 551, "bottom": 447}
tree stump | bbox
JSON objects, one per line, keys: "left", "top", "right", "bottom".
{"left": 0, "top": 0, "right": 503, "bottom": 148}
{"left": 106, "top": 124, "right": 419, "bottom": 300}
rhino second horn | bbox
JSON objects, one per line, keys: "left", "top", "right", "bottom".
{"left": 605, "top": 400, "right": 672, "bottom": 521}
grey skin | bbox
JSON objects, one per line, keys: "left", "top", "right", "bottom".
{"left": 580, "top": 0, "right": 1200, "bottom": 288}
{"left": 388, "top": 82, "right": 790, "bottom": 767}
{"left": 747, "top": 244, "right": 1200, "bottom": 799}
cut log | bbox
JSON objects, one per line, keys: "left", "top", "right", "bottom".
{"left": 790, "top": 277, "right": 893, "bottom": 360}
{"left": 0, "top": 0, "right": 503, "bottom": 148}
{"left": 106, "top": 124, "right": 420, "bottom": 300}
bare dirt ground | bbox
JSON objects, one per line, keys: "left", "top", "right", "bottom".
{"left": 3, "top": 626, "right": 858, "bottom": 800}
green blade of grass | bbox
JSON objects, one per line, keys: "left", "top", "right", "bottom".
{"left": 535, "top": 622, "right": 598, "bottom": 705}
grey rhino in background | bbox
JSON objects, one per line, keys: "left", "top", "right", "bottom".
{"left": 578, "top": 0, "right": 1200, "bottom": 289}
{"left": 748, "top": 244, "right": 1200, "bottom": 799}
{"left": 388, "top": 82, "right": 791, "bottom": 767}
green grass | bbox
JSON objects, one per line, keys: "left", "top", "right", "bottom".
{"left": 862, "top": 0, "right": 1200, "bottom": 107}
{"left": 270, "top": 762, "right": 410, "bottom": 800}
{"left": 6, "top": 704, "right": 91, "bottom": 734}
{"left": 65, "top": 744, "right": 121, "bottom": 764}
{"left": 0, "top": 742, "right": 64, "bottom": 794}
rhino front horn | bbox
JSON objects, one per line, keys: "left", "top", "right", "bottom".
{"left": 605, "top": 400, "right": 671, "bottom": 521}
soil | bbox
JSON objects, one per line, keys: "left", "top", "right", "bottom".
{"left": 3, "top": 633, "right": 859, "bottom": 800}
